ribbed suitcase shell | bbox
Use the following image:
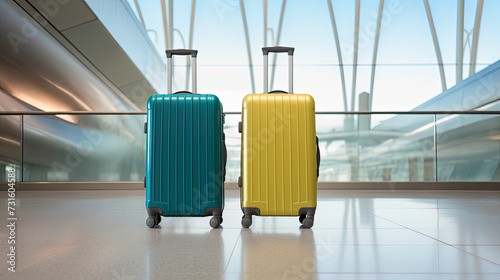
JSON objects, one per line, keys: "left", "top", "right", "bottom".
{"left": 241, "top": 93, "right": 317, "bottom": 215}
{"left": 146, "top": 94, "right": 224, "bottom": 216}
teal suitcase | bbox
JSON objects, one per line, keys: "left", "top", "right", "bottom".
{"left": 145, "top": 49, "right": 226, "bottom": 228}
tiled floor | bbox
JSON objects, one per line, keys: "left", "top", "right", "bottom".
{"left": 1, "top": 189, "right": 500, "bottom": 279}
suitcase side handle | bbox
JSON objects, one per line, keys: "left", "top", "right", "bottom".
{"left": 166, "top": 49, "right": 197, "bottom": 94}
{"left": 223, "top": 134, "right": 227, "bottom": 181}
{"left": 316, "top": 136, "right": 321, "bottom": 178}
{"left": 263, "top": 46, "right": 293, "bottom": 94}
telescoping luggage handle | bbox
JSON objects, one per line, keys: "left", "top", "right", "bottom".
{"left": 165, "top": 49, "right": 198, "bottom": 94}
{"left": 262, "top": 46, "right": 294, "bottom": 94}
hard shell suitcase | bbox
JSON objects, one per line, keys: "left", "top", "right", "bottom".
{"left": 238, "top": 46, "right": 320, "bottom": 228}
{"left": 145, "top": 49, "right": 226, "bottom": 228}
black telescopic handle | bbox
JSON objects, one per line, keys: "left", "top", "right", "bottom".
{"left": 165, "top": 49, "right": 198, "bottom": 58}
{"left": 262, "top": 46, "right": 294, "bottom": 55}
{"left": 166, "top": 49, "right": 197, "bottom": 94}
{"left": 263, "top": 46, "right": 294, "bottom": 93}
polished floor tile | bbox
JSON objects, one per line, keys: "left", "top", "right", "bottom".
{"left": 226, "top": 273, "right": 500, "bottom": 280}
{"left": 226, "top": 244, "right": 500, "bottom": 274}
{"left": 455, "top": 246, "right": 500, "bottom": 266}
{"left": 0, "top": 190, "right": 499, "bottom": 279}
{"left": 414, "top": 228, "right": 500, "bottom": 246}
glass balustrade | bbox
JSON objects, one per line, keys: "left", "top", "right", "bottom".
{"left": 0, "top": 112, "right": 499, "bottom": 183}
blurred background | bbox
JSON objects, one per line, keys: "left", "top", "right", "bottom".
{"left": 1, "top": 0, "right": 499, "bottom": 185}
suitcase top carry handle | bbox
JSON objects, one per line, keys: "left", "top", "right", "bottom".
{"left": 262, "top": 46, "right": 294, "bottom": 55}
{"left": 263, "top": 46, "right": 293, "bottom": 94}
{"left": 166, "top": 49, "right": 197, "bottom": 94}
{"left": 173, "top": 91, "right": 194, "bottom": 94}
{"left": 165, "top": 49, "right": 198, "bottom": 58}
{"left": 268, "top": 90, "right": 288, "bottom": 94}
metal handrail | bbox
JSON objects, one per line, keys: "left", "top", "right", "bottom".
{"left": 0, "top": 111, "right": 147, "bottom": 115}
{"left": 224, "top": 111, "right": 500, "bottom": 115}
{"left": 2, "top": 111, "right": 500, "bottom": 116}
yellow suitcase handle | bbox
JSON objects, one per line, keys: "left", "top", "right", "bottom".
{"left": 262, "top": 46, "right": 294, "bottom": 93}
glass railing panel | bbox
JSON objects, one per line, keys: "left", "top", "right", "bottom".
{"left": 4, "top": 112, "right": 499, "bottom": 184}
{"left": 436, "top": 114, "right": 500, "bottom": 181}
{"left": 0, "top": 115, "right": 22, "bottom": 182}
{"left": 22, "top": 114, "right": 146, "bottom": 182}
{"left": 316, "top": 114, "right": 436, "bottom": 182}
{"left": 360, "top": 114, "right": 436, "bottom": 182}
{"left": 316, "top": 114, "right": 354, "bottom": 181}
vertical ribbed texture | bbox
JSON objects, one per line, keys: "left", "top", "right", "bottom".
{"left": 204, "top": 97, "right": 208, "bottom": 203}
{"left": 242, "top": 94, "right": 317, "bottom": 215}
{"left": 146, "top": 94, "right": 224, "bottom": 216}
{"left": 173, "top": 96, "right": 178, "bottom": 212}
{"left": 288, "top": 96, "right": 293, "bottom": 211}
{"left": 196, "top": 99, "right": 201, "bottom": 210}
{"left": 302, "top": 95, "right": 307, "bottom": 202}
{"left": 294, "top": 95, "right": 299, "bottom": 207}
{"left": 208, "top": 98, "right": 214, "bottom": 203}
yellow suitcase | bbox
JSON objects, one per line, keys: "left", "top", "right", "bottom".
{"left": 238, "top": 47, "right": 320, "bottom": 228}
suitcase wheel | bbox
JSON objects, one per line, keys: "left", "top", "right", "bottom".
{"left": 241, "top": 215, "right": 252, "bottom": 228}
{"left": 146, "top": 214, "right": 161, "bottom": 228}
{"left": 300, "top": 215, "right": 314, "bottom": 229}
{"left": 146, "top": 217, "right": 156, "bottom": 228}
{"left": 210, "top": 215, "right": 222, "bottom": 228}
{"left": 238, "top": 122, "right": 242, "bottom": 133}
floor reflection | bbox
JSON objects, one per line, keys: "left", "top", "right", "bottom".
{"left": 145, "top": 227, "right": 226, "bottom": 279}
{"left": 2, "top": 190, "right": 500, "bottom": 279}
{"left": 240, "top": 228, "right": 317, "bottom": 279}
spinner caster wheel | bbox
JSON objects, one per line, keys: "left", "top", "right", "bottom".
{"left": 146, "top": 217, "right": 156, "bottom": 228}
{"left": 301, "top": 217, "right": 314, "bottom": 229}
{"left": 241, "top": 215, "right": 252, "bottom": 228}
{"left": 146, "top": 214, "right": 161, "bottom": 228}
{"left": 210, "top": 216, "right": 222, "bottom": 228}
